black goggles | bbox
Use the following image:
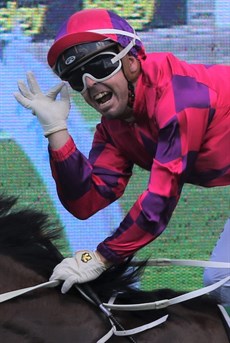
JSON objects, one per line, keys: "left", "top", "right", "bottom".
{"left": 62, "top": 51, "right": 122, "bottom": 93}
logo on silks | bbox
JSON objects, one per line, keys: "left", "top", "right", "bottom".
{"left": 81, "top": 252, "right": 92, "bottom": 263}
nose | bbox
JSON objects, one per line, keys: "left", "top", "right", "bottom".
{"left": 84, "top": 76, "right": 96, "bottom": 89}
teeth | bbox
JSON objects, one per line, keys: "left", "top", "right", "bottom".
{"left": 94, "top": 92, "right": 109, "bottom": 100}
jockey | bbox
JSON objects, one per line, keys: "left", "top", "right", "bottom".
{"left": 14, "top": 8, "right": 230, "bottom": 305}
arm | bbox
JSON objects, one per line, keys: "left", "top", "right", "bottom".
{"left": 49, "top": 123, "right": 133, "bottom": 219}
{"left": 48, "top": 130, "right": 70, "bottom": 149}
{"left": 97, "top": 104, "right": 212, "bottom": 263}
{"left": 14, "top": 72, "right": 133, "bottom": 219}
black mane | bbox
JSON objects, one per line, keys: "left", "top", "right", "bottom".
{"left": 0, "top": 195, "right": 62, "bottom": 277}
{"left": 0, "top": 195, "right": 144, "bottom": 292}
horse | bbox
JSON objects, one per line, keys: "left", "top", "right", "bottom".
{"left": 0, "top": 194, "right": 228, "bottom": 343}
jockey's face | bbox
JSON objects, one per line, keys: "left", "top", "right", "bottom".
{"left": 81, "top": 54, "right": 141, "bottom": 121}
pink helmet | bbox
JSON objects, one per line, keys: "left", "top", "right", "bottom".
{"left": 47, "top": 8, "right": 146, "bottom": 69}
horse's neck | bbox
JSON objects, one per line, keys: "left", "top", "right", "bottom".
{"left": 0, "top": 255, "right": 45, "bottom": 292}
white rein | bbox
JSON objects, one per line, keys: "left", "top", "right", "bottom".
{"left": 0, "top": 258, "right": 229, "bottom": 342}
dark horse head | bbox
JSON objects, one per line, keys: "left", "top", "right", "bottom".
{"left": 0, "top": 194, "right": 228, "bottom": 343}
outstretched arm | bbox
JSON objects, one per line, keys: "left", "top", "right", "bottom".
{"left": 14, "top": 72, "right": 133, "bottom": 219}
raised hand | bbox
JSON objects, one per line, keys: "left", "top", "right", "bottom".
{"left": 14, "top": 71, "right": 70, "bottom": 137}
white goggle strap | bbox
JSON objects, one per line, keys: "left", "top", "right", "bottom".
{"left": 88, "top": 28, "right": 142, "bottom": 64}
{"left": 80, "top": 52, "right": 122, "bottom": 93}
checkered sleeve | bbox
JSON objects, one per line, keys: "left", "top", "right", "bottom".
{"left": 49, "top": 127, "right": 133, "bottom": 219}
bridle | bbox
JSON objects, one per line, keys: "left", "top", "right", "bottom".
{"left": 0, "top": 258, "right": 229, "bottom": 343}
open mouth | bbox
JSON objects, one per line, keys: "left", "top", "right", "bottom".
{"left": 94, "top": 91, "right": 112, "bottom": 104}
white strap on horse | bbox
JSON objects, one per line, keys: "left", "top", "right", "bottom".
{"left": 98, "top": 273, "right": 230, "bottom": 342}
{"left": 1, "top": 259, "right": 228, "bottom": 304}
{"left": 96, "top": 292, "right": 168, "bottom": 342}
{"left": 103, "top": 275, "right": 230, "bottom": 311}
{"left": 131, "top": 258, "right": 230, "bottom": 268}
{"left": 218, "top": 304, "right": 230, "bottom": 328}
{"left": 97, "top": 315, "right": 169, "bottom": 343}
{"left": 0, "top": 280, "right": 59, "bottom": 303}
{"left": 97, "top": 270, "right": 230, "bottom": 342}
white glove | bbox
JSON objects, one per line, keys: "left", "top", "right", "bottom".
{"left": 50, "top": 250, "right": 108, "bottom": 293}
{"left": 14, "top": 71, "right": 70, "bottom": 137}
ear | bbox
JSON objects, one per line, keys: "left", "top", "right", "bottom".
{"left": 122, "top": 55, "right": 141, "bottom": 83}
{"left": 128, "top": 55, "right": 140, "bottom": 72}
